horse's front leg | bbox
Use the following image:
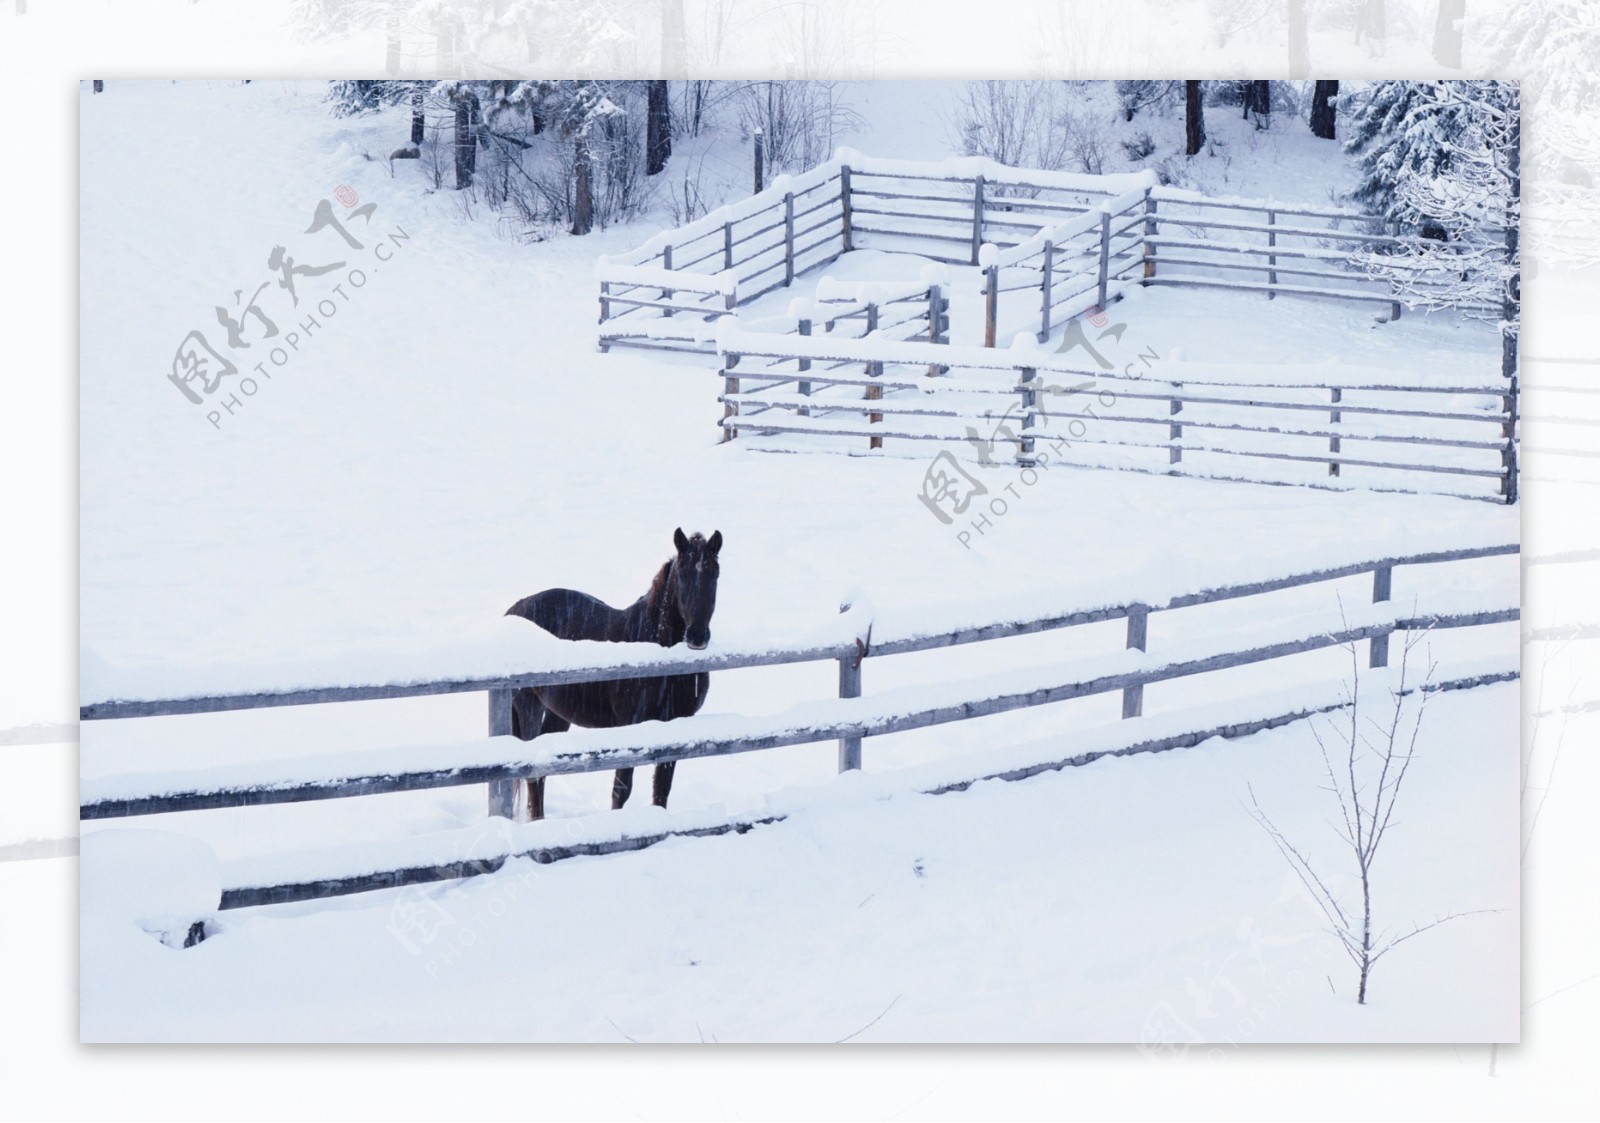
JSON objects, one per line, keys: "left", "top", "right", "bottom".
{"left": 651, "top": 760, "right": 676, "bottom": 808}
{"left": 611, "top": 768, "right": 635, "bottom": 810}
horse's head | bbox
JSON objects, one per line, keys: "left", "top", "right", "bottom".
{"left": 671, "top": 527, "right": 722, "bottom": 650}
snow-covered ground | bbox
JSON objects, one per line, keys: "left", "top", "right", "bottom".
{"left": 73, "top": 81, "right": 1520, "bottom": 1042}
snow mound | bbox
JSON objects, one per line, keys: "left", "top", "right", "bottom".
{"left": 81, "top": 829, "right": 220, "bottom": 947}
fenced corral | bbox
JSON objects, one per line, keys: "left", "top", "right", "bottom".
{"left": 716, "top": 330, "right": 1519, "bottom": 503}
{"left": 595, "top": 151, "right": 1457, "bottom": 355}
{"left": 595, "top": 150, "right": 1516, "bottom": 503}
{"left": 80, "top": 543, "right": 1516, "bottom": 910}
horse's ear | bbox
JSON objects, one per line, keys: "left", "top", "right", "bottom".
{"left": 708, "top": 530, "right": 723, "bottom": 553}
{"left": 673, "top": 527, "right": 689, "bottom": 552}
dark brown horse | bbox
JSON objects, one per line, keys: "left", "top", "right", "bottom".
{"left": 504, "top": 528, "right": 722, "bottom": 820}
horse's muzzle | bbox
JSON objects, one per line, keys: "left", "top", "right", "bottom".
{"left": 686, "top": 632, "right": 709, "bottom": 651}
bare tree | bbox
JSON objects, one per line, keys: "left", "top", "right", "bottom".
{"left": 1247, "top": 633, "right": 1498, "bottom": 1004}
{"left": 952, "top": 81, "right": 1073, "bottom": 171}
{"left": 1287, "top": 0, "right": 1310, "bottom": 77}
{"left": 737, "top": 80, "right": 862, "bottom": 175}
{"left": 660, "top": 0, "right": 688, "bottom": 78}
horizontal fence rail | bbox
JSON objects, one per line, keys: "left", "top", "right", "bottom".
{"left": 714, "top": 328, "right": 1517, "bottom": 502}
{"left": 79, "top": 543, "right": 1517, "bottom": 909}
{"left": 593, "top": 152, "right": 1516, "bottom": 504}
{"left": 83, "top": 542, "right": 1516, "bottom": 831}
{"left": 595, "top": 153, "right": 1485, "bottom": 356}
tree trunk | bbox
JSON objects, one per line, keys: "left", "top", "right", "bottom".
{"left": 1360, "top": 0, "right": 1387, "bottom": 50}
{"left": 411, "top": 88, "right": 425, "bottom": 145}
{"left": 1184, "top": 81, "right": 1206, "bottom": 156}
{"left": 1433, "top": 0, "right": 1465, "bottom": 68}
{"left": 1502, "top": 98, "right": 1520, "bottom": 383}
{"left": 660, "top": 0, "right": 688, "bottom": 80}
{"left": 437, "top": 21, "right": 456, "bottom": 77}
{"left": 386, "top": 16, "right": 401, "bottom": 76}
{"left": 1310, "top": 80, "right": 1339, "bottom": 139}
{"left": 1251, "top": 80, "right": 1271, "bottom": 128}
{"left": 646, "top": 80, "right": 672, "bottom": 176}
{"left": 454, "top": 94, "right": 475, "bottom": 189}
{"left": 1287, "top": 0, "right": 1309, "bottom": 77}
{"left": 572, "top": 131, "right": 595, "bottom": 235}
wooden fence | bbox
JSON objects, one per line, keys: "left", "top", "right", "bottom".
{"left": 596, "top": 153, "right": 1477, "bottom": 355}
{"left": 80, "top": 543, "right": 1516, "bottom": 909}
{"left": 716, "top": 330, "right": 1519, "bottom": 503}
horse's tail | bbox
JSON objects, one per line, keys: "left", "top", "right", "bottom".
{"left": 509, "top": 687, "right": 544, "bottom": 741}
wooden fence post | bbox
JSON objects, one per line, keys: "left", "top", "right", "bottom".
{"left": 486, "top": 688, "right": 515, "bottom": 819}
{"left": 1502, "top": 374, "right": 1519, "bottom": 503}
{"left": 723, "top": 220, "right": 734, "bottom": 270}
{"left": 660, "top": 244, "right": 674, "bottom": 318}
{"left": 784, "top": 191, "right": 796, "bottom": 286}
{"left": 1039, "top": 240, "right": 1055, "bottom": 342}
{"left": 1097, "top": 210, "right": 1112, "bottom": 309}
{"left": 1369, "top": 565, "right": 1392, "bottom": 668}
{"left": 1329, "top": 387, "right": 1342, "bottom": 476}
{"left": 865, "top": 303, "right": 883, "bottom": 448}
{"left": 840, "top": 164, "right": 854, "bottom": 252}
{"left": 1017, "top": 366, "right": 1037, "bottom": 468}
{"left": 1122, "top": 606, "right": 1149, "bottom": 719}
{"left": 1142, "top": 190, "right": 1157, "bottom": 281}
{"left": 598, "top": 280, "right": 611, "bottom": 325}
{"left": 926, "top": 284, "right": 947, "bottom": 377}
{"left": 722, "top": 354, "right": 740, "bottom": 442}
{"left": 1169, "top": 384, "right": 1183, "bottom": 464}
{"left": 837, "top": 604, "right": 863, "bottom": 773}
{"left": 970, "top": 174, "right": 986, "bottom": 266}
{"left": 798, "top": 316, "right": 812, "bottom": 415}
{"left": 1267, "top": 208, "right": 1277, "bottom": 298}
{"left": 753, "top": 128, "right": 764, "bottom": 194}
{"left": 983, "top": 265, "right": 998, "bottom": 348}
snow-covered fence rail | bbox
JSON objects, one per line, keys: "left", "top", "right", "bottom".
{"left": 596, "top": 152, "right": 1468, "bottom": 357}
{"left": 715, "top": 330, "right": 1519, "bottom": 502}
{"left": 1140, "top": 189, "right": 1489, "bottom": 316}
{"left": 80, "top": 542, "right": 1516, "bottom": 911}
{"left": 597, "top": 161, "right": 848, "bottom": 353}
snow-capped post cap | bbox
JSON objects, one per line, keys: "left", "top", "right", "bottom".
{"left": 977, "top": 243, "right": 1000, "bottom": 269}
{"left": 919, "top": 262, "right": 952, "bottom": 287}
{"left": 834, "top": 146, "right": 864, "bottom": 167}
{"left": 839, "top": 587, "right": 875, "bottom": 650}
{"left": 787, "top": 297, "right": 816, "bottom": 322}
{"left": 1009, "top": 331, "right": 1042, "bottom": 352}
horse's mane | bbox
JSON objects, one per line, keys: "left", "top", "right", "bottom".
{"left": 642, "top": 557, "right": 682, "bottom": 645}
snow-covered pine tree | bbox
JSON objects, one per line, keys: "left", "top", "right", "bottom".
{"left": 1346, "top": 81, "right": 1520, "bottom": 375}
{"left": 1343, "top": 80, "right": 1488, "bottom": 220}
{"left": 1486, "top": 1, "right": 1600, "bottom": 268}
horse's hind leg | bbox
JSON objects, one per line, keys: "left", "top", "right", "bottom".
{"left": 510, "top": 690, "right": 564, "bottom": 822}
{"left": 651, "top": 760, "right": 676, "bottom": 808}
{"left": 526, "top": 708, "right": 568, "bottom": 822}
{"left": 611, "top": 768, "right": 635, "bottom": 810}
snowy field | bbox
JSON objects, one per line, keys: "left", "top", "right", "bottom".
{"left": 75, "top": 81, "right": 1520, "bottom": 1042}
